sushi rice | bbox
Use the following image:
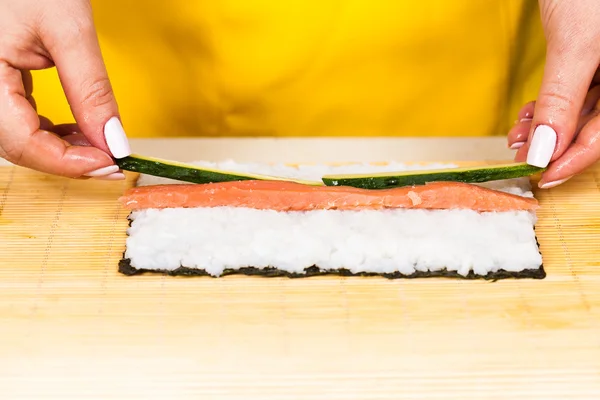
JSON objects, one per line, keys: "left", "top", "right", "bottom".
{"left": 123, "top": 161, "right": 543, "bottom": 278}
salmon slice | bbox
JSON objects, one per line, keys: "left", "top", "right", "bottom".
{"left": 119, "top": 180, "right": 539, "bottom": 212}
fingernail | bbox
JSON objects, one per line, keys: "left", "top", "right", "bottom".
{"left": 104, "top": 117, "right": 131, "bottom": 159}
{"left": 510, "top": 141, "right": 525, "bottom": 149}
{"left": 539, "top": 176, "right": 572, "bottom": 189}
{"left": 520, "top": 118, "right": 533, "bottom": 123}
{"left": 93, "top": 172, "right": 125, "bottom": 181}
{"left": 526, "top": 125, "right": 557, "bottom": 168}
{"left": 84, "top": 165, "right": 119, "bottom": 177}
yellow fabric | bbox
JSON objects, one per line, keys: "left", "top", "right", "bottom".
{"left": 32, "top": 0, "right": 546, "bottom": 137}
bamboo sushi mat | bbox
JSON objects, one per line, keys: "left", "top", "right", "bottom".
{"left": 1, "top": 163, "right": 600, "bottom": 400}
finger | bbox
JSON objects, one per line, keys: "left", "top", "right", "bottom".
{"left": 574, "top": 109, "right": 600, "bottom": 137}
{"left": 507, "top": 119, "right": 533, "bottom": 149}
{"left": 507, "top": 101, "right": 535, "bottom": 149}
{"left": 21, "top": 70, "right": 32, "bottom": 97}
{"left": 517, "top": 101, "right": 536, "bottom": 121}
{"left": 27, "top": 94, "right": 37, "bottom": 111}
{"left": 39, "top": 122, "right": 91, "bottom": 145}
{"left": 20, "top": 70, "right": 37, "bottom": 111}
{"left": 516, "top": 109, "right": 600, "bottom": 162}
{"left": 50, "top": 123, "right": 83, "bottom": 137}
{"left": 514, "top": 88, "right": 600, "bottom": 154}
{"left": 515, "top": 139, "right": 530, "bottom": 163}
{"left": 61, "top": 133, "right": 93, "bottom": 147}
{"left": 41, "top": 4, "right": 131, "bottom": 159}
{"left": 525, "top": 38, "right": 600, "bottom": 168}
{"left": 581, "top": 85, "right": 600, "bottom": 115}
{"left": 37, "top": 120, "right": 93, "bottom": 147}
{"left": 0, "top": 61, "right": 118, "bottom": 178}
{"left": 593, "top": 68, "right": 600, "bottom": 84}
{"left": 38, "top": 115, "right": 54, "bottom": 131}
{"left": 538, "top": 113, "right": 600, "bottom": 188}
{"left": 14, "top": 131, "right": 119, "bottom": 178}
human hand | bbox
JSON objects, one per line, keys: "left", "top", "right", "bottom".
{"left": 507, "top": 0, "right": 600, "bottom": 189}
{"left": 0, "top": 0, "right": 131, "bottom": 180}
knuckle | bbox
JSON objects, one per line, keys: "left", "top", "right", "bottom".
{"left": 50, "top": 12, "right": 96, "bottom": 50}
{"left": 61, "top": 2, "right": 96, "bottom": 37}
{"left": 538, "top": 83, "right": 576, "bottom": 114}
{"left": 74, "top": 16, "right": 96, "bottom": 38}
{"left": 80, "top": 78, "right": 115, "bottom": 109}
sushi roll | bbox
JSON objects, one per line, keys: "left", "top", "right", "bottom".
{"left": 117, "top": 161, "right": 545, "bottom": 279}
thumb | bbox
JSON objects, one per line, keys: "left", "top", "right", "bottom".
{"left": 42, "top": 7, "right": 131, "bottom": 159}
{"left": 526, "top": 34, "right": 598, "bottom": 168}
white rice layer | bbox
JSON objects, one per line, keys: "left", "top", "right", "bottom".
{"left": 126, "top": 161, "right": 541, "bottom": 276}
{"left": 125, "top": 208, "right": 541, "bottom": 277}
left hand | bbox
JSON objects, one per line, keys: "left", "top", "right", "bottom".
{"left": 506, "top": 0, "right": 600, "bottom": 189}
{"left": 0, "top": 0, "right": 130, "bottom": 180}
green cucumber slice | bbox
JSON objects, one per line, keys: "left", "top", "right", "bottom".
{"left": 321, "top": 162, "right": 545, "bottom": 189}
{"left": 115, "top": 154, "right": 323, "bottom": 186}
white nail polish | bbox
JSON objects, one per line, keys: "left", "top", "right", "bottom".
{"left": 510, "top": 141, "right": 525, "bottom": 149}
{"left": 104, "top": 117, "right": 131, "bottom": 159}
{"left": 84, "top": 165, "right": 119, "bottom": 177}
{"left": 539, "top": 176, "right": 572, "bottom": 189}
{"left": 94, "top": 172, "right": 126, "bottom": 181}
{"left": 526, "top": 125, "right": 557, "bottom": 168}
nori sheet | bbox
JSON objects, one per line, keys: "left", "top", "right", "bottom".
{"left": 118, "top": 257, "right": 546, "bottom": 280}
{"left": 118, "top": 213, "right": 546, "bottom": 281}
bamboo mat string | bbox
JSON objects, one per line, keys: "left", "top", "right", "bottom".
{"left": 0, "top": 165, "right": 15, "bottom": 217}
{"left": 31, "top": 179, "right": 70, "bottom": 316}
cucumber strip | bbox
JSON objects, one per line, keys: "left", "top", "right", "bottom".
{"left": 321, "top": 162, "right": 545, "bottom": 189}
{"left": 115, "top": 154, "right": 323, "bottom": 186}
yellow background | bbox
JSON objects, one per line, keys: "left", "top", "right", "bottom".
{"left": 32, "top": 1, "right": 546, "bottom": 138}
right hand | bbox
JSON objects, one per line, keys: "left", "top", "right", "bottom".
{"left": 506, "top": 0, "right": 600, "bottom": 189}
{"left": 0, "top": 0, "right": 131, "bottom": 180}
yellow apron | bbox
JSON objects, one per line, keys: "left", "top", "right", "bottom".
{"left": 32, "top": 0, "right": 546, "bottom": 137}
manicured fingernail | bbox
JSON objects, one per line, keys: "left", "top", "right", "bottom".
{"left": 104, "top": 117, "right": 131, "bottom": 159}
{"left": 84, "top": 165, "right": 119, "bottom": 177}
{"left": 526, "top": 125, "right": 557, "bottom": 168}
{"left": 510, "top": 141, "right": 525, "bottom": 149}
{"left": 539, "top": 176, "right": 572, "bottom": 189}
{"left": 93, "top": 172, "right": 125, "bottom": 181}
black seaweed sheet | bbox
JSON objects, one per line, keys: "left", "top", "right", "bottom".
{"left": 118, "top": 258, "right": 545, "bottom": 280}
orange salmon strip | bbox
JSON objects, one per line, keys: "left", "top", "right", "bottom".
{"left": 119, "top": 180, "right": 539, "bottom": 212}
